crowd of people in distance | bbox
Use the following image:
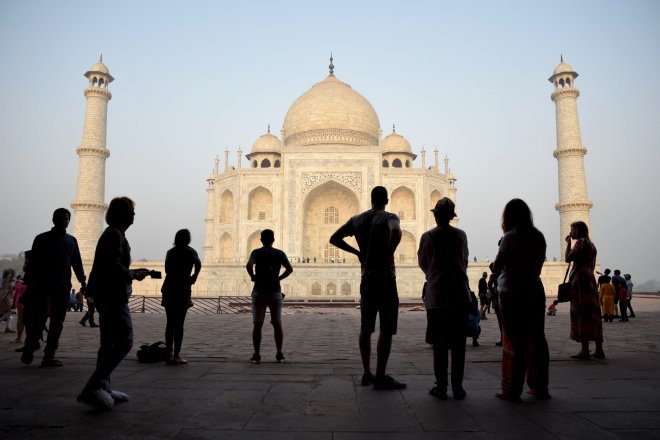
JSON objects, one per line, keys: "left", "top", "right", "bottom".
{"left": 3, "top": 187, "right": 636, "bottom": 411}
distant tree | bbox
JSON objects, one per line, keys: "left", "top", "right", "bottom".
{"left": 636, "top": 279, "right": 660, "bottom": 293}
{"left": 0, "top": 252, "right": 26, "bottom": 276}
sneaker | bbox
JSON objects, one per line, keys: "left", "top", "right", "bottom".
{"left": 429, "top": 386, "right": 448, "bottom": 400}
{"left": 110, "top": 390, "right": 130, "bottom": 403}
{"left": 250, "top": 353, "right": 261, "bottom": 364}
{"left": 373, "top": 375, "right": 407, "bottom": 390}
{"left": 41, "top": 358, "right": 63, "bottom": 368}
{"left": 361, "top": 374, "right": 374, "bottom": 386}
{"left": 79, "top": 321, "right": 86, "bottom": 327}
{"left": 495, "top": 341, "right": 503, "bottom": 346}
{"left": 5, "top": 329, "right": 15, "bottom": 333}
{"left": 77, "top": 388, "right": 114, "bottom": 410}
{"left": 276, "top": 352, "right": 285, "bottom": 363}
{"left": 90, "top": 323, "right": 99, "bottom": 328}
{"left": 592, "top": 350, "right": 606, "bottom": 360}
{"left": 472, "top": 340, "right": 480, "bottom": 347}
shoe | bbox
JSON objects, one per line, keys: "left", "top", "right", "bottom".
{"left": 472, "top": 340, "right": 480, "bottom": 347}
{"left": 77, "top": 388, "right": 114, "bottom": 410}
{"left": 110, "top": 390, "right": 130, "bottom": 403}
{"left": 495, "top": 341, "right": 503, "bottom": 346}
{"left": 453, "top": 386, "right": 467, "bottom": 400}
{"left": 5, "top": 329, "right": 15, "bottom": 333}
{"left": 79, "top": 321, "right": 86, "bottom": 327}
{"left": 527, "top": 389, "right": 552, "bottom": 400}
{"left": 20, "top": 350, "right": 34, "bottom": 365}
{"left": 429, "top": 386, "right": 448, "bottom": 400}
{"left": 41, "top": 358, "right": 63, "bottom": 368}
{"left": 495, "top": 390, "right": 522, "bottom": 403}
{"left": 630, "top": 314, "right": 636, "bottom": 318}
{"left": 361, "top": 373, "right": 374, "bottom": 386}
{"left": 250, "top": 353, "right": 261, "bottom": 364}
{"left": 276, "top": 352, "right": 285, "bottom": 363}
{"left": 481, "top": 315, "right": 488, "bottom": 320}
{"left": 571, "top": 351, "right": 591, "bottom": 360}
{"left": 90, "top": 323, "right": 99, "bottom": 328}
{"left": 373, "top": 375, "right": 407, "bottom": 390}
{"left": 592, "top": 350, "right": 606, "bottom": 360}
{"left": 174, "top": 355, "right": 188, "bottom": 365}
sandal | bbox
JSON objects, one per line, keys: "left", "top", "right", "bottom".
{"left": 361, "top": 374, "right": 374, "bottom": 386}
{"left": 429, "top": 386, "right": 448, "bottom": 400}
{"left": 495, "top": 390, "right": 522, "bottom": 403}
{"left": 571, "top": 351, "right": 591, "bottom": 360}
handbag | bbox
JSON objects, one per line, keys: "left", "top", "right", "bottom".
{"left": 557, "top": 263, "right": 572, "bottom": 303}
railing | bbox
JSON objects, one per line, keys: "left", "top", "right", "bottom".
{"left": 127, "top": 296, "right": 253, "bottom": 314}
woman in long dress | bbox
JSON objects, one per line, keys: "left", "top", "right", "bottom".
{"left": 491, "top": 199, "right": 550, "bottom": 402}
{"left": 565, "top": 221, "right": 605, "bottom": 360}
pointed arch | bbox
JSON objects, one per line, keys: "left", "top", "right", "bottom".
{"left": 391, "top": 186, "right": 416, "bottom": 220}
{"left": 220, "top": 189, "right": 234, "bottom": 223}
{"left": 397, "top": 230, "right": 417, "bottom": 265}
{"left": 219, "top": 232, "right": 233, "bottom": 262}
{"left": 430, "top": 189, "right": 442, "bottom": 210}
{"left": 341, "top": 282, "right": 352, "bottom": 296}
{"left": 392, "top": 158, "right": 402, "bottom": 168}
{"left": 311, "top": 282, "right": 322, "bottom": 295}
{"left": 247, "top": 230, "right": 262, "bottom": 258}
{"left": 303, "top": 180, "right": 359, "bottom": 262}
{"left": 248, "top": 186, "right": 273, "bottom": 220}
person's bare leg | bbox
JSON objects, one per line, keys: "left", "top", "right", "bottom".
{"left": 375, "top": 332, "right": 392, "bottom": 378}
{"left": 272, "top": 321, "right": 283, "bottom": 354}
{"left": 359, "top": 330, "right": 373, "bottom": 377}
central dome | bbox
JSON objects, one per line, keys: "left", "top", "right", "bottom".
{"left": 282, "top": 74, "right": 380, "bottom": 147}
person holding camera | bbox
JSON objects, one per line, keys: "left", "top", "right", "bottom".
{"left": 78, "top": 197, "right": 150, "bottom": 410}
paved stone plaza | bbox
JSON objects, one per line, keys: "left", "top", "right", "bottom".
{"left": 1, "top": 296, "right": 659, "bottom": 439}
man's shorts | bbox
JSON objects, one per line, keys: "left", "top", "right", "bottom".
{"left": 359, "top": 275, "right": 399, "bottom": 335}
{"left": 251, "top": 291, "right": 283, "bottom": 324}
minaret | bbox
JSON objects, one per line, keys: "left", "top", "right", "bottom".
{"left": 549, "top": 57, "right": 593, "bottom": 259}
{"left": 71, "top": 56, "right": 114, "bottom": 269}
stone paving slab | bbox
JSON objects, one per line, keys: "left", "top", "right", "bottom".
{"left": 1, "top": 297, "right": 659, "bottom": 439}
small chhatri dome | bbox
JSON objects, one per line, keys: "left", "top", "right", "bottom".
{"left": 90, "top": 54, "right": 110, "bottom": 74}
{"left": 282, "top": 58, "right": 381, "bottom": 147}
{"left": 381, "top": 126, "right": 412, "bottom": 154}
{"left": 551, "top": 56, "right": 577, "bottom": 76}
{"left": 250, "top": 127, "right": 282, "bottom": 154}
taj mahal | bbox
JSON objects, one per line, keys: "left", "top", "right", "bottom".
{"left": 71, "top": 56, "right": 591, "bottom": 299}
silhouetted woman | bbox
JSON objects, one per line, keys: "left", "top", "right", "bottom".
{"left": 161, "top": 229, "right": 201, "bottom": 365}
{"left": 565, "top": 221, "right": 605, "bottom": 359}
{"left": 490, "top": 199, "right": 550, "bottom": 402}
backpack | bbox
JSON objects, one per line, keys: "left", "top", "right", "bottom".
{"left": 136, "top": 341, "right": 168, "bottom": 363}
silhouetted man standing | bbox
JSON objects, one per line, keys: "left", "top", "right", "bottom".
{"left": 22, "top": 208, "right": 86, "bottom": 367}
{"left": 330, "top": 186, "right": 404, "bottom": 390}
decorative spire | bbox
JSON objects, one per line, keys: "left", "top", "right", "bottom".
{"left": 560, "top": 54, "right": 563, "bottom": 63}
{"left": 329, "top": 53, "right": 334, "bottom": 76}
{"left": 267, "top": 124, "right": 270, "bottom": 133}
{"left": 100, "top": 53, "right": 103, "bottom": 63}
{"left": 392, "top": 124, "right": 396, "bottom": 133}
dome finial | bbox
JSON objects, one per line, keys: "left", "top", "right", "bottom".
{"left": 560, "top": 54, "right": 563, "bottom": 63}
{"left": 267, "top": 124, "right": 271, "bottom": 133}
{"left": 100, "top": 53, "right": 103, "bottom": 63}
{"left": 392, "top": 123, "right": 396, "bottom": 133}
{"left": 329, "top": 53, "right": 334, "bottom": 76}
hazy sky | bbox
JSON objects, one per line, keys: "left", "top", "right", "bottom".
{"left": 1, "top": 1, "right": 659, "bottom": 283}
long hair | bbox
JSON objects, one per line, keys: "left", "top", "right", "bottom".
{"left": 501, "top": 198, "right": 534, "bottom": 233}
{"left": 571, "top": 221, "right": 590, "bottom": 239}
{"left": 173, "top": 229, "right": 191, "bottom": 247}
{"left": 105, "top": 197, "right": 135, "bottom": 228}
